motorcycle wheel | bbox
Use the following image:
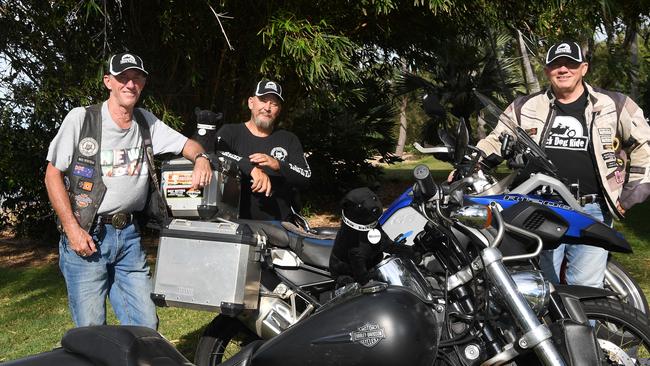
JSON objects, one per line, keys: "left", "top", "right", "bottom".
{"left": 581, "top": 297, "right": 650, "bottom": 365}
{"left": 605, "top": 258, "right": 649, "bottom": 315}
{"left": 194, "top": 315, "right": 260, "bottom": 366}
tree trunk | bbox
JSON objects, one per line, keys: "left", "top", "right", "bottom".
{"left": 629, "top": 30, "right": 639, "bottom": 100}
{"left": 395, "top": 94, "right": 408, "bottom": 156}
{"left": 517, "top": 29, "right": 540, "bottom": 93}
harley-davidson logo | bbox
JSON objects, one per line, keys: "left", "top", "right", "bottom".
{"left": 350, "top": 322, "right": 385, "bottom": 348}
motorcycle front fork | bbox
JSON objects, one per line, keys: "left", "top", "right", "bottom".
{"left": 480, "top": 247, "right": 567, "bottom": 366}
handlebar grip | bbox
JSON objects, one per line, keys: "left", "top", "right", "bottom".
{"left": 413, "top": 164, "right": 437, "bottom": 199}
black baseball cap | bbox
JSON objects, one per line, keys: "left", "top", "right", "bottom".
{"left": 545, "top": 42, "right": 584, "bottom": 65}
{"left": 108, "top": 52, "right": 148, "bottom": 76}
{"left": 255, "top": 80, "right": 284, "bottom": 101}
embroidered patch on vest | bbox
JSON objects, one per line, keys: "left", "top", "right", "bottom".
{"left": 77, "top": 156, "right": 95, "bottom": 165}
{"left": 74, "top": 193, "right": 92, "bottom": 208}
{"left": 77, "top": 180, "right": 94, "bottom": 192}
{"left": 79, "top": 137, "right": 99, "bottom": 157}
{"left": 72, "top": 164, "right": 94, "bottom": 179}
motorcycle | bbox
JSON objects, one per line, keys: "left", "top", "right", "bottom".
{"left": 380, "top": 90, "right": 648, "bottom": 316}
{"left": 9, "top": 163, "right": 650, "bottom": 366}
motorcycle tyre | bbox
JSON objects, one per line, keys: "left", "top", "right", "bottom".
{"left": 580, "top": 297, "right": 650, "bottom": 365}
{"left": 605, "top": 257, "right": 649, "bottom": 315}
{"left": 194, "top": 315, "right": 260, "bottom": 366}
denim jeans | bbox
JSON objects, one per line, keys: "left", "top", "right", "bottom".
{"left": 538, "top": 202, "right": 611, "bottom": 288}
{"left": 58, "top": 223, "right": 158, "bottom": 329}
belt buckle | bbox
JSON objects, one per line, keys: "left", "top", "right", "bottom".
{"left": 111, "top": 212, "right": 129, "bottom": 229}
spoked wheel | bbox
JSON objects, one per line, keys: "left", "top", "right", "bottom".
{"left": 581, "top": 298, "right": 650, "bottom": 365}
{"left": 604, "top": 258, "right": 649, "bottom": 315}
{"left": 194, "top": 315, "right": 261, "bottom": 366}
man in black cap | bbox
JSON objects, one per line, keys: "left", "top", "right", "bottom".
{"left": 216, "top": 79, "right": 311, "bottom": 220}
{"left": 45, "top": 52, "right": 212, "bottom": 329}
{"left": 477, "top": 41, "right": 650, "bottom": 288}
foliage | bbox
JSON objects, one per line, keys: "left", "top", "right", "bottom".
{"left": 1, "top": 0, "right": 650, "bottom": 237}
{"left": 291, "top": 78, "right": 398, "bottom": 195}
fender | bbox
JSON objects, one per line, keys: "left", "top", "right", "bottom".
{"left": 551, "top": 284, "right": 617, "bottom": 324}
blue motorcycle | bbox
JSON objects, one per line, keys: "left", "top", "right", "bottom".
{"left": 380, "top": 90, "right": 648, "bottom": 316}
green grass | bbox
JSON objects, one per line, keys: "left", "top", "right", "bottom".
{"left": 1, "top": 156, "right": 649, "bottom": 362}
{"left": 613, "top": 203, "right": 650, "bottom": 297}
{"left": 0, "top": 264, "right": 215, "bottom": 362}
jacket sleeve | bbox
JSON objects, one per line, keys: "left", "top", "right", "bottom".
{"left": 476, "top": 102, "right": 518, "bottom": 160}
{"left": 619, "top": 97, "right": 650, "bottom": 210}
{"left": 277, "top": 134, "right": 311, "bottom": 188}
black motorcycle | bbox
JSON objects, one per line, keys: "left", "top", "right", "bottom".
{"left": 7, "top": 163, "right": 650, "bottom": 366}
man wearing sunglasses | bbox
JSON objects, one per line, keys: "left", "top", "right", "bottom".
{"left": 477, "top": 41, "right": 650, "bottom": 289}
{"left": 45, "top": 52, "right": 212, "bottom": 329}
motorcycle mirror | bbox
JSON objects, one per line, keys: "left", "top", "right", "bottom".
{"left": 453, "top": 118, "right": 469, "bottom": 165}
{"left": 438, "top": 128, "right": 455, "bottom": 147}
{"left": 422, "top": 93, "right": 445, "bottom": 119}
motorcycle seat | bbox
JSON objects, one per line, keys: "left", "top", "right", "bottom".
{"left": 60, "top": 325, "right": 192, "bottom": 366}
{"left": 1, "top": 348, "right": 93, "bottom": 366}
{"left": 239, "top": 220, "right": 336, "bottom": 269}
{"left": 281, "top": 222, "right": 335, "bottom": 269}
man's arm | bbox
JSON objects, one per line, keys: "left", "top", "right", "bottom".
{"left": 248, "top": 134, "right": 310, "bottom": 193}
{"left": 276, "top": 135, "right": 311, "bottom": 188}
{"left": 476, "top": 102, "right": 518, "bottom": 160}
{"left": 180, "top": 139, "right": 213, "bottom": 189}
{"left": 44, "top": 163, "right": 96, "bottom": 256}
{"left": 618, "top": 97, "right": 650, "bottom": 211}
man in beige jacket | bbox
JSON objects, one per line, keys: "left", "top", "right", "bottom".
{"left": 477, "top": 41, "right": 650, "bottom": 288}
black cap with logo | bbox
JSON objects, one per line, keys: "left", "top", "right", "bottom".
{"left": 108, "top": 53, "right": 149, "bottom": 76}
{"left": 545, "top": 42, "right": 584, "bottom": 65}
{"left": 254, "top": 80, "right": 284, "bottom": 102}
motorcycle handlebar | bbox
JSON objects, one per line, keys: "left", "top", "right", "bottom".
{"left": 413, "top": 164, "right": 438, "bottom": 200}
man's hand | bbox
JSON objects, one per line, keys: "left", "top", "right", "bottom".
{"left": 190, "top": 157, "right": 212, "bottom": 190}
{"left": 617, "top": 201, "right": 626, "bottom": 216}
{"left": 250, "top": 166, "right": 272, "bottom": 196}
{"left": 65, "top": 223, "right": 97, "bottom": 257}
{"left": 249, "top": 153, "right": 280, "bottom": 171}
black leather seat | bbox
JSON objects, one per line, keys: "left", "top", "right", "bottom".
{"left": 61, "top": 326, "right": 192, "bottom": 366}
{"left": 2, "top": 348, "right": 93, "bottom": 366}
{"left": 239, "top": 220, "right": 336, "bottom": 269}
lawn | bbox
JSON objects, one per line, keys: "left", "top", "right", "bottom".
{"left": 1, "top": 156, "right": 649, "bottom": 362}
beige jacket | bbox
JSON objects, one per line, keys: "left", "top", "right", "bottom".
{"left": 477, "top": 83, "right": 650, "bottom": 219}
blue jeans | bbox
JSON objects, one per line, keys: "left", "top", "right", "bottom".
{"left": 58, "top": 223, "right": 158, "bottom": 329}
{"left": 538, "top": 202, "right": 610, "bottom": 288}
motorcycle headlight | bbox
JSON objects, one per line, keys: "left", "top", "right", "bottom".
{"left": 451, "top": 205, "right": 492, "bottom": 229}
{"left": 510, "top": 270, "right": 550, "bottom": 316}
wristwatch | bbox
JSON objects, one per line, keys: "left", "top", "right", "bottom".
{"left": 194, "top": 152, "right": 210, "bottom": 163}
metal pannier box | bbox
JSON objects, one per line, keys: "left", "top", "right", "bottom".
{"left": 151, "top": 219, "right": 262, "bottom": 314}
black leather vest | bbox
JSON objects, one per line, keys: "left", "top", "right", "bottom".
{"left": 65, "top": 103, "right": 107, "bottom": 232}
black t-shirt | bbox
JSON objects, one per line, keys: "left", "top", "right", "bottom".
{"left": 544, "top": 90, "right": 600, "bottom": 195}
{"left": 216, "top": 123, "right": 311, "bottom": 220}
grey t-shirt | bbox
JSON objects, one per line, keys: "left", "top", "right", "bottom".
{"left": 47, "top": 101, "right": 188, "bottom": 214}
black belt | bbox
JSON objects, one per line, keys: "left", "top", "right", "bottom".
{"left": 579, "top": 194, "right": 603, "bottom": 206}
{"left": 98, "top": 213, "right": 132, "bottom": 229}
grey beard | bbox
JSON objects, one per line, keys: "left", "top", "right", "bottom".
{"left": 254, "top": 117, "right": 274, "bottom": 130}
